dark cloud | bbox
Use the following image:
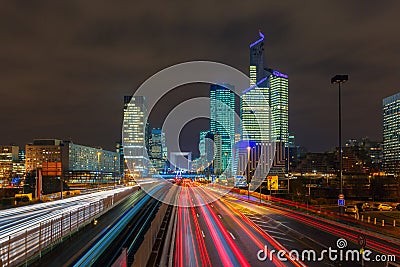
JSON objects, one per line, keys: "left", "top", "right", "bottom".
{"left": 0, "top": 0, "right": 399, "bottom": 152}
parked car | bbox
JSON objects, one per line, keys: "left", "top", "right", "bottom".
{"left": 345, "top": 205, "right": 358, "bottom": 214}
{"left": 356, "top": 202, "right": 372, "bottom": 212}
{"left": 373, "top": 203, "right": 393, "bottom": 211}
{"left": 396, "top": 204, "right": 400, "bottom": 211}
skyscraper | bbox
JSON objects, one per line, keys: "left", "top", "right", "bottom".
{"left": 149, "top": 128, "right": 167, "bottom": 174}
{"left": 268, "top": 69, "right": 289, "bottom": 143}
{"left": 243, "top": 31, "right": 272, "bottom": 142}
{"left": 242, "top": 31, "right": 289, "bottom": 144}
{"left": 199, "top": 131, "right": 208, "bottom": 159}
{"left": 383, "top": 92, "right": 400, "bottom": 174}
{"left": 123, "top": 96, "right": 149, "bottom": 177}
{"left": 249, "top": 31, "right": 266, "bottom": 87}
{"left": 242, "top": 82, "right": 271, "bottom": 142}
{"left": 240, "top": 31, "right": 289, "bottom": 181}
{"left": 210, "top": 83, "right": 235, "bottom": 176}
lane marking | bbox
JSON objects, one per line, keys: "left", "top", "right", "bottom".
{"left": 260, "top": 229, "right": 286, "bottom": 235}
{"left": 229, "top": 232, "right": 236, "bottom": 240}
{"left": 196, "top": 213, "right": 199, "bottom": 217}
{"left": 201, "top": 230, "right": 205, "bottom": 238}
{"left": 218, "top": 214, "right": 222, "bottom": 219}
{"left": 271, "top": 235, "right": 294, "bottom": 242}
{"left": 251, "top": 222, "right": 279, "bottom": 229}
{"left": 250, "top": 218, "right": 265, "bottom": 222}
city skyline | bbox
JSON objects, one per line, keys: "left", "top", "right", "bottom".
{"left": 1, "top": 3, "right": 400, "bottom": 267}
{"left": 1, "top": 2, "right": 400, "bottom": 153}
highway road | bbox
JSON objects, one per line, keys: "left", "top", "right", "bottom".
{"left": 2, "top": 179, "right": 398, "bottom": 267}
{"left": 173, "top": 182, "right": 304, "bottom": 267}
{"left": 221, "top": 191, "right": 400, "bottom": 266}
{"left": 172, "top": 181, "right": 399, "bottom": 267}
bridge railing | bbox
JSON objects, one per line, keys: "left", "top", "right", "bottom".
{"left": 0, "top": 186, "right": 137, "bottom": 267}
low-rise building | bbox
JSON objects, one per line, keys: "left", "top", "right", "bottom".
{"left": 25, "top": 139, "right": 120, "bottom": 185}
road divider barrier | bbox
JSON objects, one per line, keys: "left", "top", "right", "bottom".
{"left": 132, "top": 203, "right": 168, "bottom": 267}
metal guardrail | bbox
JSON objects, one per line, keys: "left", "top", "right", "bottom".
{"left": 0, "top": 187, "right": 137, "bottom": 267}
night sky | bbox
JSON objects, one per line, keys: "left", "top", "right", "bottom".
{"left": 1, "top": 1, "right": 399, "bottom": 153}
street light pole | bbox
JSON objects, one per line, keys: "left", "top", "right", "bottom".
{"left": 114, "top": 156, "right": 117, "bottom": 189}
{"left": 331, "top": 74, "right": 348, "bottom": 214}
{"left": 97, "top": 151, "right": 101, "bottom": 190}
{"left": 247, "top": 146, "right": 251, "bottom": 200}
{"left": 339, "top": 81, "right": 342, "bottom": 194}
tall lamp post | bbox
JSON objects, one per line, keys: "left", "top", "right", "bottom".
{"left": 247, "top": 146, "right": 251, "bottom": 200}
{"left": 331, "top": 74, "right": 348, "bottom": 214}
{"left": 96, "top": 151, "right": 101, "bottom": 190}
{"left": 113, "top": 156, "right": 117, "bottom": 189}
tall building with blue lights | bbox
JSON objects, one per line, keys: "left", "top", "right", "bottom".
{"left": 240, "top": 31, "right": 289, "bottom": 180}
{"left": 242, "top": 31, "right": 289, "bottom": 144}
{"left": 210, "top": 84, "right": 235, "bottom": 176}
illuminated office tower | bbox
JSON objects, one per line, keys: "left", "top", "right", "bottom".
{"left": 210, "top": 84, "right": 235, "bottom": 176}
{"left": 149, "top": 128, "right": 167, "bottom": 174}
{"left": 249, "top": 31, "right": 266, "bottom": 87}
{"left": 241, "top": 31, "right": 289, "bottom": 180}
{"left": 243, "top": 31, "right": 289, "bottom": 144}
{"left": 199, "top": 131, "right": 208, "bottom": 170}
{"left": 243, "top": 31, "right": 271, "bottom": 142}
{"left": 0, "top": 145, "right": 19, "bottom": 184}
{"left": 123, "top": 96, "right": 149, "bottom": 177}
{"left": 199, "top": 131, "right": 208, "bottom": 159}
{"left": 242, "top": 84, "right": 271, "bottom": 142}
{"left": 383, "top": 92, "right": 400, "bottom": 174}
{"left": 268, "top": 69, "right": 289, "bottom": 143}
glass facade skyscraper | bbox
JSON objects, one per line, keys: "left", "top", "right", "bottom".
{"left": 242, "top": 31, "right": 289, "bottom": 144}
{"left": 242, "top": 84, "right": 271, "bottom": 142}
{"left": 383, "top": 92, "right": 400, "bottom": 174}
{"left": 149, "top": 128, "right": 167, "bottom": 174}
{"left": 240, "top": 31, "right": 289, "bottom": 181}
{"left": 269, "top": 69, "right": 289, "bottom": 143}
{"left": 123, "top": 95, "right": 149, "bottom": 177}
{"left": 210, "top": 84, "right": 235, "bottom": 176}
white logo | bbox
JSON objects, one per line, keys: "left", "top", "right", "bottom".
{"left": 257, "top": 238, "right": 396, "bottom": 263}
{"left": 336, "top": 238, "right": 347, "bottom": 249}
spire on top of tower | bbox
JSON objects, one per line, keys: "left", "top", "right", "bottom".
{"left": 250, "top": 30, "right": 265, "bottom": 48}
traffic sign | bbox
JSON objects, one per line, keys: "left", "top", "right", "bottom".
{"left": 338, "top": 194, "right": 344, "bottom": 199}
{"left": 338, "top": 199, "right": 345, "bottom": 206}
{"left": 267, "top": 176, "right": 278, "bottom": 190}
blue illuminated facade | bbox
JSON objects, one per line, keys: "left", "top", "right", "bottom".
{"left": 210, "top": 84, "right": 235, "bottom": 176}
{"left": 242, "top": 31, "right": 289, "bottom": 144}
{"left": 239, "top": 31, "right": 289, "bottom": 180}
